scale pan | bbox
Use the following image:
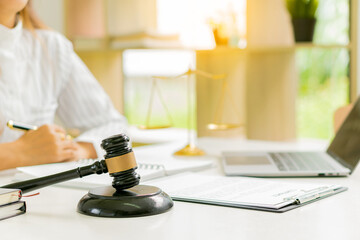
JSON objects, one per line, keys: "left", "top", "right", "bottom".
{"left": 138, "top": 125, "right": 172, "bottom": 130}
{"left": 207, "top": 123, "right": 242, "bottom": 130}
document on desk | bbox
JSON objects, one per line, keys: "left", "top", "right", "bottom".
{"left": 147, "top": 173, "right": 347, "bottom": 212}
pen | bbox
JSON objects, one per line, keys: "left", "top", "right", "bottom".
{"left": 7, "top": 120, "right": 72, "bottom": 140}
{"left": 7, "top": 120, "right": 38, "bottom": 131}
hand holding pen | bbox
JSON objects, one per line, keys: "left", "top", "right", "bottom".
{"left": 6, "top": 120, "right": 78, "bottom": 166}
{"left": 7, "top": 120, "right": 72, "bottom": 140}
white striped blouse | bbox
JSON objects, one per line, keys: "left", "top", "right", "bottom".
{"left": 0, "top": 21, "right": 127, "bottom": 157}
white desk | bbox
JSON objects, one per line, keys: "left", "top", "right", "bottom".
{"left": 1, "top": 138, "right": 359, "bottom": 240}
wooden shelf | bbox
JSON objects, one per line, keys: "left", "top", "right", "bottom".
{"left": 294, "top": 42, "right": 351, "bottom": 49}
{"left": 72, "top": 38, "right": 109, "bottom": 52}
{"left": 72, "top": 36, "right": 351, "bottom": 53}
{"left": 72, "top": 37, "right": 184, "bottom": 52}
{"left": 196, "top": 43, "right": 351, "bottom": 53}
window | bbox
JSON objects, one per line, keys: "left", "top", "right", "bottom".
{"left": 296, "top": 0, "right": 350, "bottom": 139}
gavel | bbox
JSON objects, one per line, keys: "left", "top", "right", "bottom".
{"left": 1, "top": 134, "right": 173, "bottom": 217}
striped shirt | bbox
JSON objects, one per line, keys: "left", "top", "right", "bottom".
{"left": 0, "top": 21, "right": 127, "bottom": 157}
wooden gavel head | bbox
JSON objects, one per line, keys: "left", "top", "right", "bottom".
{"left": 101, "top": 134, "right": 140, "bottom": 191}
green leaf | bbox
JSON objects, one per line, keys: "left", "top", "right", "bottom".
{"left": 285, "top": 0, "right": 319, "bottom": 18}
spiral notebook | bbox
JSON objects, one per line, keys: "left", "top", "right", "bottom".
{"left": 15, "top": 142, "right": 217, "bottom": 189}
{"left": 16, "top": 159, "right": 166, "bottom": 189}
{"left": 15, "top": 143, "right": 214, "bottom": 189}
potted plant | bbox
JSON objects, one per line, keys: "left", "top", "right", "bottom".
{"left": 285, "top": 0, "right": 319, "bottom": 42}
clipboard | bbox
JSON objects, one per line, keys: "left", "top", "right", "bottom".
{"left": 147, "top": 173, "right": 348, "bottom": 213}
{"left": 171, "top": 186, "right": 347, "bottom": 213}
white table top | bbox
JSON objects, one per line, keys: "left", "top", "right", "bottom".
{"left": 1, "top": 137, "right": 359, "bottom": 240}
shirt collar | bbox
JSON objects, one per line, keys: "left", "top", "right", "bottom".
{"left": 0, "top": 20, "right": 23, "bottom": 50}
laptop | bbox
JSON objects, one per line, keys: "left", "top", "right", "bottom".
{"left": 221, "top": 97, "right": 360, "bottom": 177}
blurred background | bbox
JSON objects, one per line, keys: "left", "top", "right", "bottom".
{"left": 31, "top": 0, "right": 356, "bottom": 141}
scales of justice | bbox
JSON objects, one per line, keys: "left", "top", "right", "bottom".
{"left": 138, "top": 67, "right": 243, "bottom": 156}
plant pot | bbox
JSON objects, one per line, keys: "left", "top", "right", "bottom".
{"left": 291, "top": 18, "right": 316, "bottom": 42}
{"left": 212, "top": 28, "right": 229, "bottom": 46}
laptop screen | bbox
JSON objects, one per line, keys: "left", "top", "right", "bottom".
{"left": 327, "top": 97, "right": 360, "bottom": 171}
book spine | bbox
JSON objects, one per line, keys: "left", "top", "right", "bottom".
{"left": 0, "top": 201, "right": 26, "bottom": 221}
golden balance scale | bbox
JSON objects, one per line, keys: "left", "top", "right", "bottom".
{"left": 138, "top": 68, "right": 243, "bottom": 156}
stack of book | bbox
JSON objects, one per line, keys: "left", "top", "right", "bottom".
{"left": 0, "top": 188, "right": 26, "bottom": 221}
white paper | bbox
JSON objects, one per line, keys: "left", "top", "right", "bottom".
{"left": 147, "top": 173, "right": 342, "bottom": 209}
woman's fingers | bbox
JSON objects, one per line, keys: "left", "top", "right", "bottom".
{"left": 59, "top": 149, "right": 77, "bottom": 162}
{"left": 52, "top": 124, "right": 67, "bottom": 134}
{"left": 60, "top": 139, "right": 76, "bottom": 150}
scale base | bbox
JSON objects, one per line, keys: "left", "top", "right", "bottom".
{"left": 77, "top": 185, "right": 173, "bottom": 218}
{"left": 138, "top": 125, "right": 172, "bottom": 130}
{"left": 207, "top": 123, "right": 243, "bottom": 130}
{"left": 173, "top": 144, "right": 205, "bottom": 156}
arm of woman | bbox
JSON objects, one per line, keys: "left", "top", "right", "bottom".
{"left": 56, "top": 41, "right": 127, "bottom": 159}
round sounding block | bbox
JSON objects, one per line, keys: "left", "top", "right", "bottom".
{"left": 77, "top": 185, "right": 173, "bottom": 218}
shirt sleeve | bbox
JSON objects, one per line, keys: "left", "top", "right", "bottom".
{"left": 56, "top": 44, "right": 127, "bottom": 158}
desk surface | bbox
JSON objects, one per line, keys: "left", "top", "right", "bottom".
{"left": 1, "top": 138, "right": 359, "bottom": 240}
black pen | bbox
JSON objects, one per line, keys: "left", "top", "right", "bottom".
{"left": 7, "top": 120, "right": 73, "bottom": 140}
{"left": 7, "top": 120, "right": 38, "bottom": 131}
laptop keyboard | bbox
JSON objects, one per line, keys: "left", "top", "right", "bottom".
{"left": 270, "top": 152, "right": 336, "bottom": 171}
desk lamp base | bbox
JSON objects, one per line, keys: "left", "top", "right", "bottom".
{"left": 77, "top": 185, "right": 173, "bottom": 218}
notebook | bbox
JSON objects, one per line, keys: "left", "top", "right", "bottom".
{"left": 0, "top": 188, "right": 22, "bottom": 206}
{"left": 0, "top": 201, "right": 26, "bottom": 221}
{"left": 16, "top": 160, "right": 165, "bottom": 189}
{"left": 147, "top": 173, "right": 347, "bottom": 213}
{"left": 16, "top": 142, "right": 214, "bottom": 189}
{"left": 221, "top": 97, "right": 360, "bottom": 177}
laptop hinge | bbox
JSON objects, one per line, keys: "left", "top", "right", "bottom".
{"left": 326, "top": 150, "right": 354, "bottom": 173}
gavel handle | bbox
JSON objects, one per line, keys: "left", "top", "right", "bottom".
{"left": 1, "top": 160, "right": 108, "bottom": 194}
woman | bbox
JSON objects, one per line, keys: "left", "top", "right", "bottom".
{"left": 0, "top": 0, "right": 127, "bottom": 170}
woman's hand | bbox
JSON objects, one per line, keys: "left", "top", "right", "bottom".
{"left": 73, "top": 142, "right": 98, "bottom": 160}
{"left": 0, "top": 124, "right": 98, "bottom": 170}
{"left": 15, "top": 124, "right": 77, "bottom": 166}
